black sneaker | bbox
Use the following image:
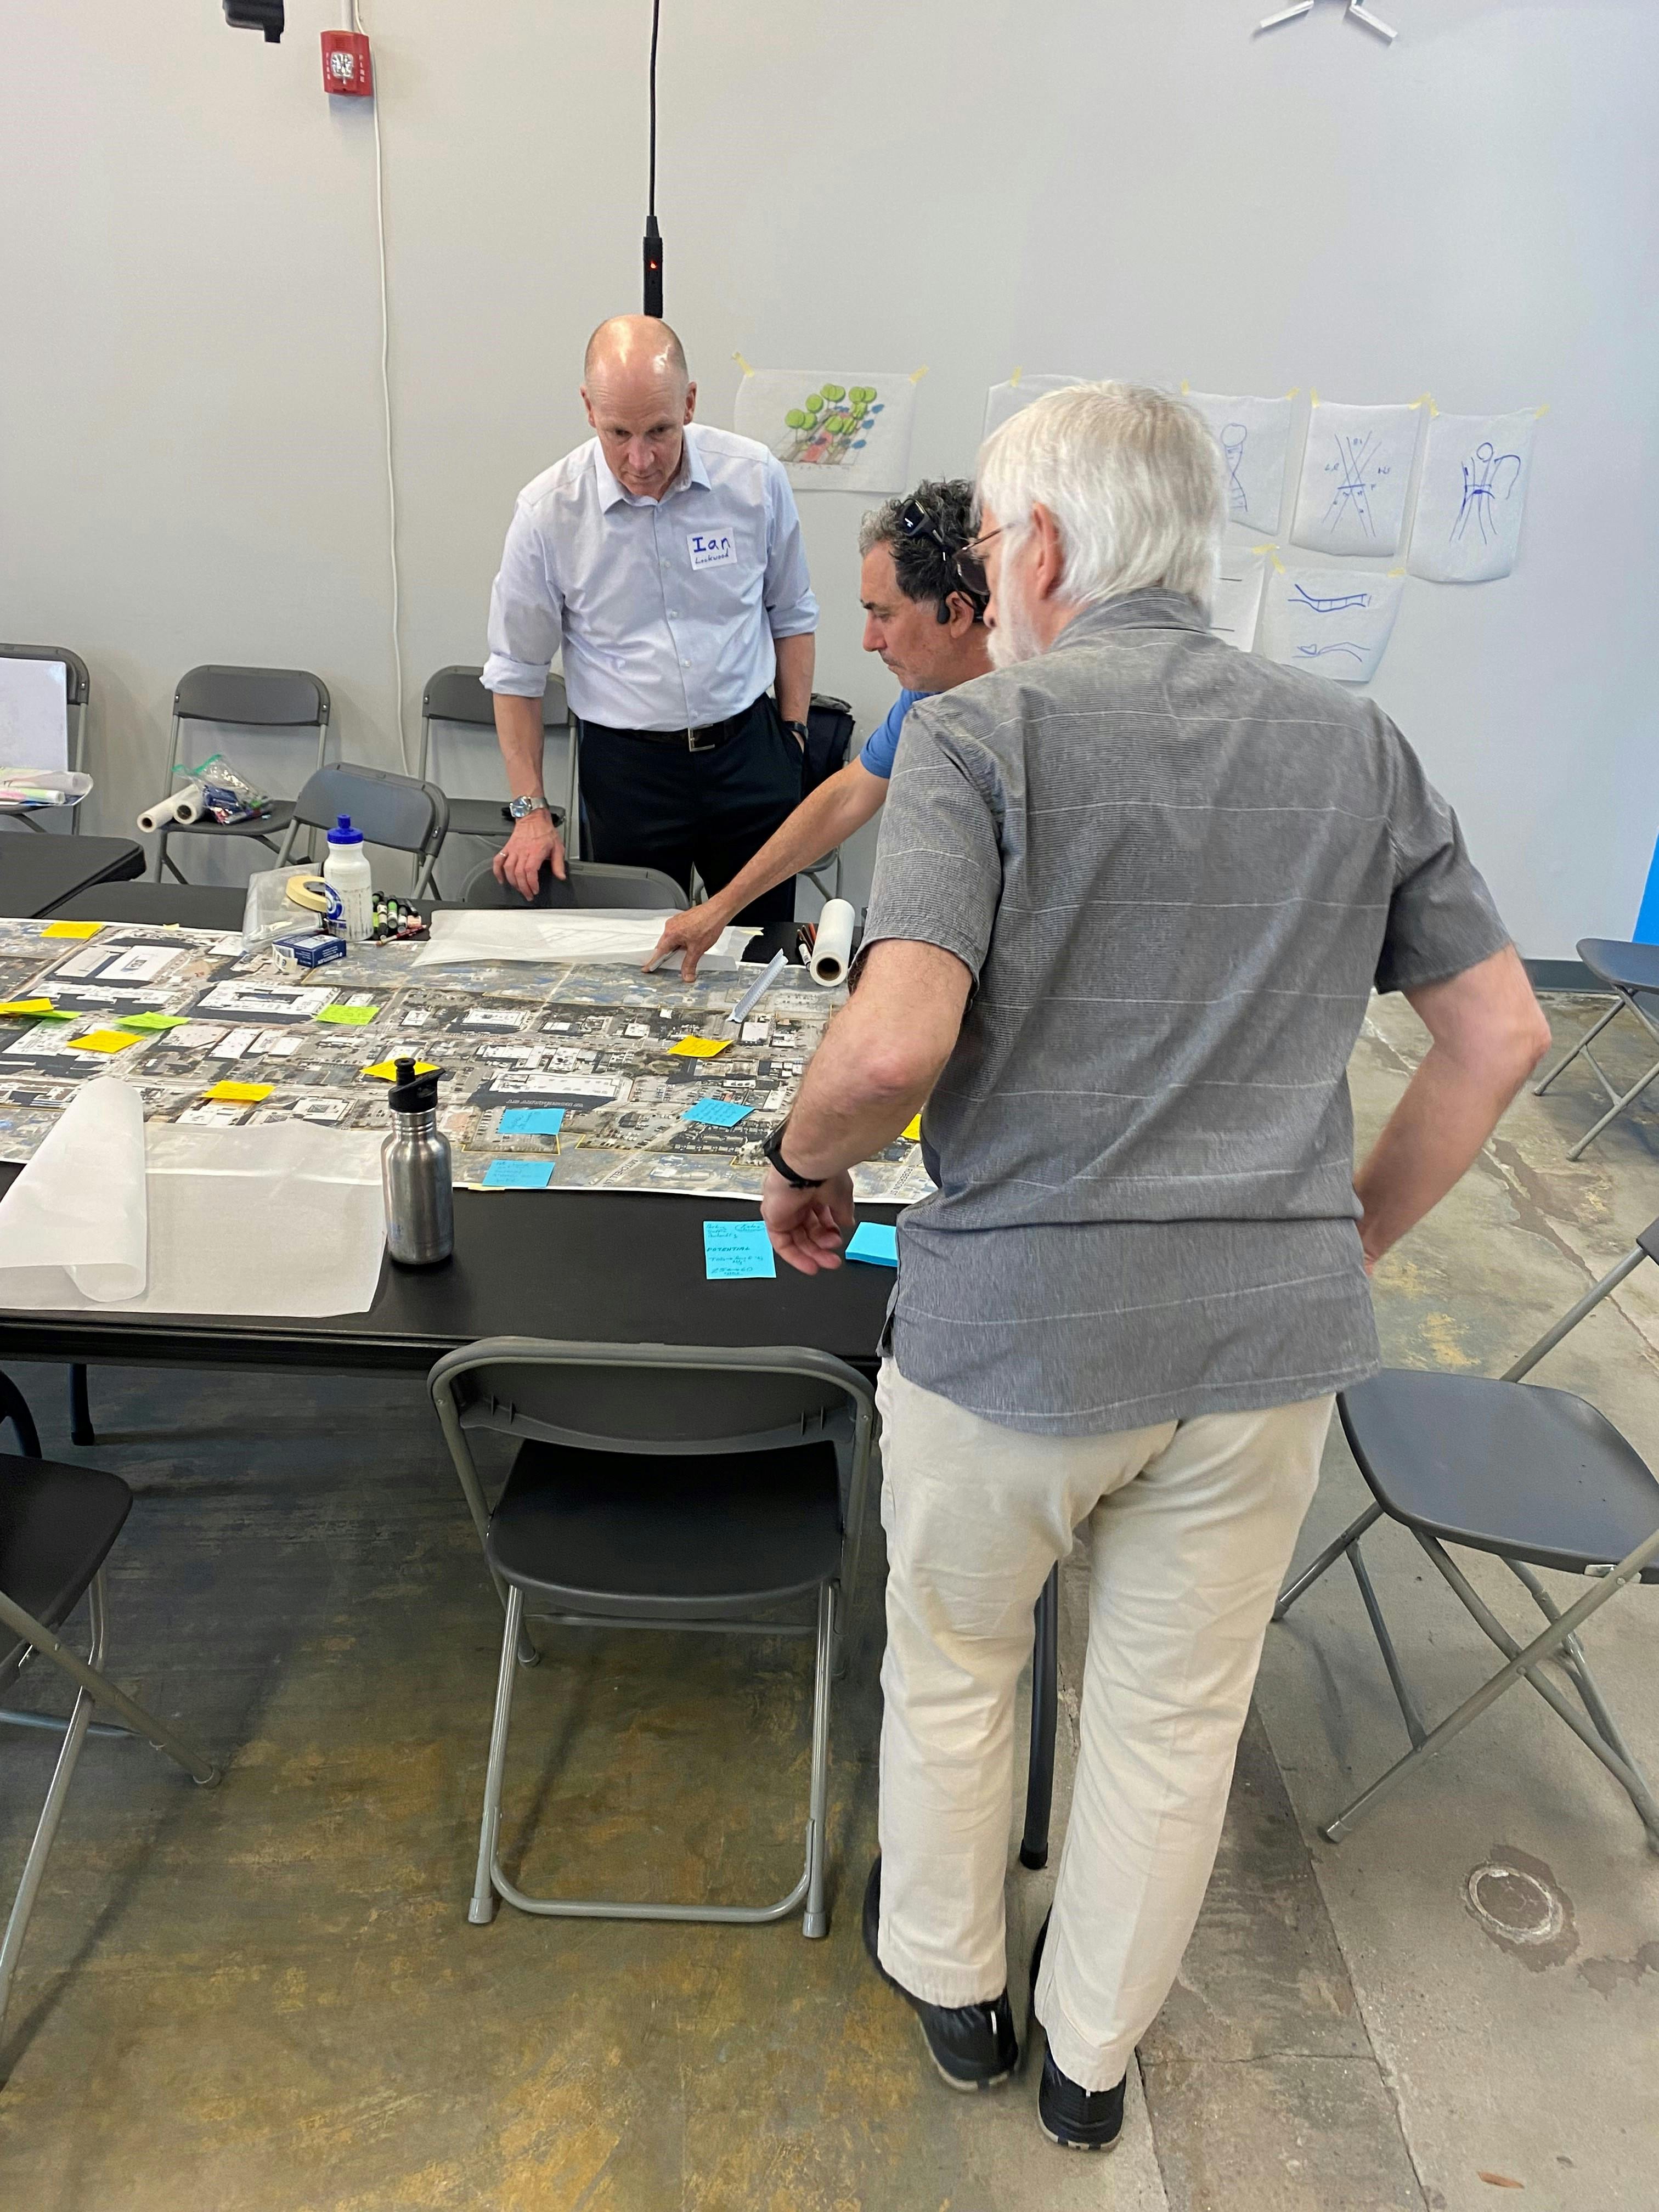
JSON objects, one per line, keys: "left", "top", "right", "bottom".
{"left": 1028, "top": 1912, "right": 1127, "bottom": 2151}
{"left": 861, "top": 1858, "right": 1018, "bottom": 2092}
{"left": 1038, "top": 2051, "right": 1126, "bottom": 2151}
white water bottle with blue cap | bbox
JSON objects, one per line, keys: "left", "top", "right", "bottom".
{"left": 323, "top": 815, "right": 374, "bottom": 944}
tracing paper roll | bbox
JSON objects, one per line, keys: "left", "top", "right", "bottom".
{"left": 414, "top": 908, "right": 749, "bottom": 972}
{"left": 808, "top": 900, "right": 856, "bottom": 986}
{"left": 137, "top": 780, "right": 203, "bottom": 833}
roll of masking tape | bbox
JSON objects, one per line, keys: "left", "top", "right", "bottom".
{"left": 284, "top": 876, "right": 330, "bottom": 913}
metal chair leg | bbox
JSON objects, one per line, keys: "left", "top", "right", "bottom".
{"left": 1273, "top": 1502, "right": 1384, "bottom": 1620}
{"left": 1020, "top": 1566, "right": 1060, "bottom": 1871}
{"left": 469, "top": 1584, "right": 522, "bottom": 1926}
{"left": 68, "top": 1364, "right": 94, "bottom": 1447}
{"left": 1534, "top": 998, "right": 1622, "bottom": 1096}
{"left": 0, "top": 1581, "right": 218, "bottom": 1787}
{"left": 802, "top": 1580, "right": 836, "bottom": 1939}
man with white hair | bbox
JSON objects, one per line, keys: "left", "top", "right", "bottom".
{"left": 757, "top": 384, "right": 1549, "bottom": 2146}
{"left": 483, "top": 315, "right": 817, "bottom": 909}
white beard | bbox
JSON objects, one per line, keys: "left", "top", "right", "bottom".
{"left": 988, "top": 560, "right": 1045, "bottom": 668}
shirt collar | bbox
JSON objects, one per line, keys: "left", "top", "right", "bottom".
{"left": 593, "top": 425, "right": 708, "bottom": 512}
{"left": 1048, "top": 589, "right": 1210, "bottom": 647}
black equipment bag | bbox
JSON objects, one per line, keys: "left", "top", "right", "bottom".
{"left": 802, "top": 693, "right": 856, "bottom": 797}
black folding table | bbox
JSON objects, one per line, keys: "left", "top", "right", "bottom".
{"left": 0, "top": 834, "right": 145, "bottom": 919}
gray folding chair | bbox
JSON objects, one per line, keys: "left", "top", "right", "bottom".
{"left": 1534, "top": 938, "right": 1659, "bottom": 1158}
{"left": 275, "top": 761, "right": 449, "bottom": 896}
{"left": 458, "top": 856, "right": 686, "bottom": 911}
{"left": 0, "top": 645, "right": 89, "bottom": 837}
{"left": 428, "top": 1336, "right": 876, "bottom": 1938}
{"left": 151, "top": 665, "right": 330, "bottom": 884}
{"left": 1, "top": 1384, "right": 219, "bottom": 2048}
{"left": 1274, "top": 1216, "right": 1659, "bottom": 1847}
{"left": 419, "top": 668, "right": 574, "bottom": 885}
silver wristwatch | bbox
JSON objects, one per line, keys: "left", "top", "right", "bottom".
{"left": 507, "top": 794, "right": 551, "bottom": 821}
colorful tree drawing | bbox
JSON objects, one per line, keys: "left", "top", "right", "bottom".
{"left": 779, "top": 382, "right": 884, "bottom": 468}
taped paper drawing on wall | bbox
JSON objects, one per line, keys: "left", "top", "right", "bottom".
{"left": 1260, "top": 567, "right": 1403, "bottom": 685}
{"left": 1184, "top": 391, "right": 1296, "bottom": 537}
{"left": 1408, "top": 409, "right": 1537, "bottom": 584}
{"left": 1209, "top": 549, "right": 1269, "bottom": 651}
{"left": 733, "top": 368, "right": 917, "bottom": 495}
{"left": 1291, "top": 400, "right": 1422, "bottom": 558}
{"left": 982, "top": 373, "right": 1086, "bottom": 441}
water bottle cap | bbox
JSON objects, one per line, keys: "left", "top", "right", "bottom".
{"left": 388, "top": 1057, "right": 442, "bottom": 1113}
{"left": 327, "top": 815, "right": 364, "bottom": 844}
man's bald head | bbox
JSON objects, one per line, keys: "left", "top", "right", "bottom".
{"left": 583, "top": 315, "right": 689, "bottom": 387}
{"left": 582, "top": 315, "right": 697, "bottom": 501}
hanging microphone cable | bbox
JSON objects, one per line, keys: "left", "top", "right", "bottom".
{"left": 642, "top": 0, "right": 663, "bottom": 313}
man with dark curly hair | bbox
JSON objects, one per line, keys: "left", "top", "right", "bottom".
{"left": 646, "top": 479, "right": 992, "bottom": 979}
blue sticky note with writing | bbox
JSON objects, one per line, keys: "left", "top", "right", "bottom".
{"left": 682, "top": 1097, "right": 755, "bottom": 1128}
{"left": 499, "top": 1107, "right": 565, "bottom": 1136}
{"left": 703, "top": 1220, "right": 776, "bottom": 1280}
{"left": 483, "top": 1159, "right": 555, "bottom": 1189}
{"left": 845, "top": 1221, "right": 899, "bottom": 1267}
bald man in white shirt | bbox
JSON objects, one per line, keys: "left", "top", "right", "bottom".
{"left": 483, "top": 316, "right": 819, "bottom": 911}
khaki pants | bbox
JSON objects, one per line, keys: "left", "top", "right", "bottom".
{"left": 874, "top": 1359, "right": 1332, "bottom": 2092}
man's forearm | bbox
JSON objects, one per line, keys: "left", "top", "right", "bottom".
{"left": 778, "top": 940, "right": 971, "bottom": 1180}
{"left": 494, "top": 692, "right": 547, "bottom": 798}
{"left": 773, "top": 631, "right": 815, "bottom": 726}
{"left": 701, "top": 766, "right": 884, "bottom": 926}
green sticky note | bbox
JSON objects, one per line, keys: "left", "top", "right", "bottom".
{"left": 315, "top": 1003, "right": 380, "bottom": 1026}
{"left": 116, "top": 1011, "right": 190, "bottom": 1032}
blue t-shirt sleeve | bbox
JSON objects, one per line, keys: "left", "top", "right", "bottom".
{"left": 859, "top": 689, "right": 927, "bottom": 780}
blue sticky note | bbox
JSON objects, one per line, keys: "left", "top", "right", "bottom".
{"left": 499, "top": 1107, "right": 566, "bottom": 1136}
{"left": 845, "top": 1221, "right": 899, "bottom": 1267}
{"left": 703, "top": 1220, "right": 776, "bottom": 1280}
{"left": 483, "top": 1159, "right": 555, "bottom": 1189}
{"left": 682, "top": 1097, "right": 755, "bottom": 1128}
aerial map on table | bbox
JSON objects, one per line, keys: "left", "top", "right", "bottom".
{"left": 0, "top": 917, "right": 934, "bottom": 1204}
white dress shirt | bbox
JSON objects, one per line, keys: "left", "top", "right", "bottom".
{"left": 482, "top": 424, "right": 818, "bottom": 730}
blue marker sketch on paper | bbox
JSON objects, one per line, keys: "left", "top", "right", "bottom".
{"left": 1451, "top": 441, "right": 1523, "bottom": 545}
{"left": 1296, "top": 641, "right": 1366, "bottom": 664}
{"left": 1221, "top": 422, "right": 1250, "bottom": 517}
{"left": 1322, "top": 432, "right": 1392, "bottom": 539}
{"left": 1290, "top": 582, "right": 1372, "bottom": 616}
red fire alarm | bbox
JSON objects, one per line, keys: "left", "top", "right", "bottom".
{"left": 320, "top": 30, "right": 373, "bottom": 97}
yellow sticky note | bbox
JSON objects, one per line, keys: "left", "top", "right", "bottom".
{"left": 668, "top": 1036, "right": 732, "bottom": 1059}
{"left": 67, "top": 1029, "right": 143, "bottom": 1055}
{"left": 363, "top": 1058, "right": 438, "bottom": 1081}
{"left": 201, "top": 1080, "right": 273, "bottom": 1103}
{"left": 41, "top": 921, "right": 103, "bottom": 940}
{"left": 0, "top": 998, "right": 55, "bottom": 1017}
{"left": 315, "top": 1003, "right": 380, "bottom": 1026}
{"left": 901, "top": 1115, "right": 922, "bottom": 1143}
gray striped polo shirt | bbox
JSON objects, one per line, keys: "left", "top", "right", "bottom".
{"left": 860, "top": 589, "right": 1509, "bottom": 1436}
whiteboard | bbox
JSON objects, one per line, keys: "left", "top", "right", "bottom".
{"left": 0, "top": 659, "right": 69, "bottom": 772}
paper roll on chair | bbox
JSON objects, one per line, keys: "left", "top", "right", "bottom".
{"left": 808, "top": 899, "right": 857, "bottom": 987}
{"left": 137, "top": 780, "right": 204, "bottom": 834}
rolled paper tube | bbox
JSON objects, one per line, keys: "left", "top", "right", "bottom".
{"left": 137, "top": 780, "right": 204, "bottom": 834}
{"left": 808, "top": 899, "right": 857, "bottom": 988}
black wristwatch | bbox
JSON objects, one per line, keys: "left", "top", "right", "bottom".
{"left": 762, "top": 1122, "right": 822, "bottom": 1188}
{"left": 783, "top": 719, "right": 809, "bottom": 751}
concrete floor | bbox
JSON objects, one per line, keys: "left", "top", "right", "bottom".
{"left": 1, "top": 989, "right": 1656, "bottom": 2209}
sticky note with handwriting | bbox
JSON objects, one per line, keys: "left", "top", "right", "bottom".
{"left": 499, "top": 1107, "right": 565, "bottom": 1136}
{"left": 41, "top": 921, "right": 103, "bottom": 940}
{"left": 483, "top": 1159, "right": 556, "bottom": 1189}
{"left": 201, "top": 1080, "right": 273, "bottom": 1103}
{"left": 669, "top": 1036, "right": 732, "bottom": 1059}
{"left": 116, "top": 1011, "right": 190, "bottom": 1032}
{"left": 66, "top": 1030, "right": 143, "bottom": 1056}
{"left": 315, "top": 1002, "right": 380, "bottom": 1026}
{"left": 703, "top": 1220, "right": 776, "bottom": 1280}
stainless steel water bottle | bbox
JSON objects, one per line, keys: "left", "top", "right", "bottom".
{"left": 381, "top": 1058, "right": 453, "bottom": 1267}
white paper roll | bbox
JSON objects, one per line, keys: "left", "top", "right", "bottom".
{"left": 809, "top": 899, "right": 856, "bottom": 988}
{"left": 137, "top": 780, "right": 203, "bottom": 834}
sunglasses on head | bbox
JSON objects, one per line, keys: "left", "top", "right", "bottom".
{"left": 895, "top": 498, "right": 990, "bottom": 618}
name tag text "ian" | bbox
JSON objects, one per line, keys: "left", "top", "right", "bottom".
{"left": 688, "top": 529, "right": 737, "bottom": 571}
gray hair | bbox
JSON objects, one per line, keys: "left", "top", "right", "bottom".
{"left": 976, "top": 382, "right": 1226, "bottom": 614}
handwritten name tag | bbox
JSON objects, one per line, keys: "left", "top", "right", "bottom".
{"left": 688, "top": 528, "right": 736, "bottom": 571}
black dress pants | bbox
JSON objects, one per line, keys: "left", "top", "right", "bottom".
{"left": 577, "top": 694, "right": 803, "bottom": 928}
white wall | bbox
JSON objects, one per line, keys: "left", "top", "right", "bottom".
{"left": 2, "top": 1, "right": 1654, "bottom": 952}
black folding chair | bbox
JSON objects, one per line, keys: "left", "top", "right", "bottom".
{"left": 1274, "top": 1216, "right": 1659, "bottom": 1847}
{"left": 1, "top": 1383, "right": 219, "bottom": 2047}
{"left": 275, "top": 760, "right": 449, "bottom": 896}
{"left": 151, "top": 664, "right": 330, "bottom": 885}
{"left": 458, "top": 857, "right": 686, "bottom": 912}
{"left": 430, "top": 1337, "right": 874, "bottom": 1939}
{"left": 1534, "top": 938, "right": 1659, "bottom": 1158}
{"left": 418, "top": 668, "right": 573, "bottom": 888}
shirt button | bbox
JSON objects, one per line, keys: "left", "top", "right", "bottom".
{"left": 681, "top": 658, "right": 690, "bottom": 668}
